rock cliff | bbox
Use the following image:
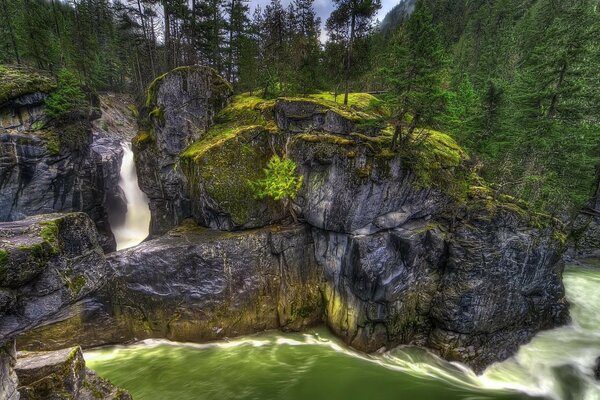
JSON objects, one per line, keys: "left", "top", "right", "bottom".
{"left": 3, "top": 66, "right": 571, "bottom": 381}
{"left": 0, "top": 66, "right": 124, "bottom": 252}
{"left": 0, "top": 212, "right": 126, "bottom": 399}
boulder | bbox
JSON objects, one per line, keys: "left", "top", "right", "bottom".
{"left": 15, "top": 347, "right": 130, "bottom": 400}
{"left": 0, "top": 213, "right": 109, "bottom": 344}
{"left": 17, "top": 221, "right": 323, "bottom": 350}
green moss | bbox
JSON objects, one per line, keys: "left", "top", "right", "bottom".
{"left": 149, "top": 106, "right": 164, "bottom": 125}
{"left": 45, "top": 132, "right": 60, "bottom": 155}
{"left": 297, "top": 133, "right": 354, "bottom": 146}
{"left": 400, "top": 129, "right": 469, "bottom": 192}
{"left": 132, "top": 130, "right": 155, "bottom": 147}
{"left": 181, "top": 125, "right": 275, "bottom": 224}
{"left": 0, "top": 65, "right": 56, "bottom": 105}
{"left": 0, "top": 249, "right": 8, "bottom": 281}
{"left": 279, "top": 96, "right": 377, "bottom": 123}
{"left": 307, "top": 92, "right": 389, "bottom": 117}
{"left": 67, "top": 275, "right": 86, "bottom": 296}
{"left": 40, "top": 220, "right": 60, "bottom": 254}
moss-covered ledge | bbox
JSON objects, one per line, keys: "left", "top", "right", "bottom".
{"left": 0, "top": 65, "right": 56, "bottom": 107}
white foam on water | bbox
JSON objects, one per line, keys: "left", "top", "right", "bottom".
{"left": 112, "top": 142, "right": 151, "bottom": 250}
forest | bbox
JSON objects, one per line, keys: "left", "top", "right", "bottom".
{"left": 1, "top": 0, "right": 598, "bottom": 215}
{"left": 2, "top": 1, "right": 600, "bottom": 399}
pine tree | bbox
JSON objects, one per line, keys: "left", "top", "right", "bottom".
{"left": 382, "top": 0, "right": 447, "bottom": 149}
{"left": 326, "top": 0, "right": 381, "bottom": 104}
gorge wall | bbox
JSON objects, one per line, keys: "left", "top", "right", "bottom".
{"left": 0, "top": 67, "right": 126, "bottom": 252}
{"left": 5, "top": 66, "right": 569, "bottom": 375}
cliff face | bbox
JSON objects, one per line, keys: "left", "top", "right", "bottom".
{"left": 134, "top": 66, "right": 232, "bottom": 236}
{"left": 0, "top": 67, "right": 124, "bottom": 252}
{"left": 571, "top": 175, "right": 600, "bottom": 259}
{"left": 10, "top": 66, "right": 568, "bottom": 374}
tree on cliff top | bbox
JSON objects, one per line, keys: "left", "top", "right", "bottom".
{"left": 326, "top": 0, "right": 381, "bottom": 105}
{"left": 382, "top": 0, "right": 447, "bottom": 150}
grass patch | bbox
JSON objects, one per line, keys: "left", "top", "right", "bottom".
{"left": 307, "top": 92, "right": 389, "bottom": 117}
{"left": 297, "top": 133, "right": 354, "bottom": 146}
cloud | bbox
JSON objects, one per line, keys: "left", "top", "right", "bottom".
{"left": 249, "top": 0, "right": 399, "bottom": 31}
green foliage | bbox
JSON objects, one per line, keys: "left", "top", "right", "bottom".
{"left": 381, "top": 0, "right": 448, "bottom": 149}
{"left": 251, "top": 155, "right": 303, "bottom": 202}
{"left": 45, "top": 69, "right": 87, "bottom": 120}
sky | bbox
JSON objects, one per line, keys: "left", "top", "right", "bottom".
{"left": 249, "top": 0, "right": 399, "bottom": 37}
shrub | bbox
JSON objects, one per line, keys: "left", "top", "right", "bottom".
{"left": 251, "top": 155, "right": 303, "bottom": 217}
{"left": 45, "top": 69, "right": 87, "bottom": 120}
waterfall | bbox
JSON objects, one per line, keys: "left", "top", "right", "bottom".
{"left": 112, "top": 142, "right": 151, "bottom": 250}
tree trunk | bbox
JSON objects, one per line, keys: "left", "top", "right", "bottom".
{"left": 343, "top": 6, "right": 357, "bottom": 106}
{"left": 227, "top": 0, "right": 235, "bottom": 82}
{"left": 547, "top": 60, "right": 567, "bottom": 119}
{"left": 163, "top": 0, "right": 172, "bottom": 69}
{"left": 1, "top": 0, "right": 20, "bottom": 64}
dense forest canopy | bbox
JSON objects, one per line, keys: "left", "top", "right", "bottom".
{"left": 1, "top": 0, "right": 598, "bottom": 215}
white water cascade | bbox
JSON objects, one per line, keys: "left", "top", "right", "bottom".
{"left": 112, "top": 142, "right": 151, "bottom": 250}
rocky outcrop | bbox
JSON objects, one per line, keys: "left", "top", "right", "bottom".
{"left": 0, "top": 213, "right": 109, "bottom": 343}
{"left": 0, "top": 66, "right": 55, "bottom": 132}
{"left": 0, "top": 67, "right": 125, "bottom": 252}
{"left": 0, "top": 213, "right": 129, "bottom": 399}
{"left": 16, "top": 346, "right": 131, "bottom": 400}
{"left": 134, "top": 66, "right": 232, "bottom": 235}
{"left": 314, "top": 199, "right": 567, "bottom": 372}
{"left": 17, "top": 220, "right": 322, "bottom": 350}
{"left": 9, "top": 67, "right": 570, "bottom": 376}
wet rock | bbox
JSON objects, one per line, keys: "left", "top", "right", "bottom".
{"left": 15, "top": 347, "right": 130, "bottom": 400}
{"left": 16, "top": 347, "right": 86, "bottom": 398}
{"left": 288, "top": 136, "right": 449, "bottom": 234}
{"left": 0, "top": 213, "right": 109, "bottom": 344}
{"left": 315, "top": 201, "right": 568, "bottom": 372}
{"left": 315, "top": 220, "right": 446, "bottom": 351}
{"left": 18, "top": 221, "right": 322, "bottom": 349}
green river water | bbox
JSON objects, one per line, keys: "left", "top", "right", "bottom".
{"left": 86, "top": 266, "right": 600, "bottom": 400}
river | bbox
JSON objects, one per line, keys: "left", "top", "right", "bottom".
{"left": 84, "top": 265, "right": 600, "bottom": 400}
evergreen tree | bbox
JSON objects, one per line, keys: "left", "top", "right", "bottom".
{"left": 326, "top": 0, "right": 381, "bottom": 104}
{"left": 382, "top": 0, "right": 447, "bottom": 149}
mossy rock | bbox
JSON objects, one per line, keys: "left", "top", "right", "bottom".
{"left": 181, "top": 125, "right": 285, "bottom": 228}
{"left": 0, "top": 65, "right": 56, "bottom": 106}
{"left": 145, "top": 65, "right": 233, "bottom": 109}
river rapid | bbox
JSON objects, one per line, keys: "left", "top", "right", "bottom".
{"left": 85, "top": 265, "right": 600, "bottom": 400}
